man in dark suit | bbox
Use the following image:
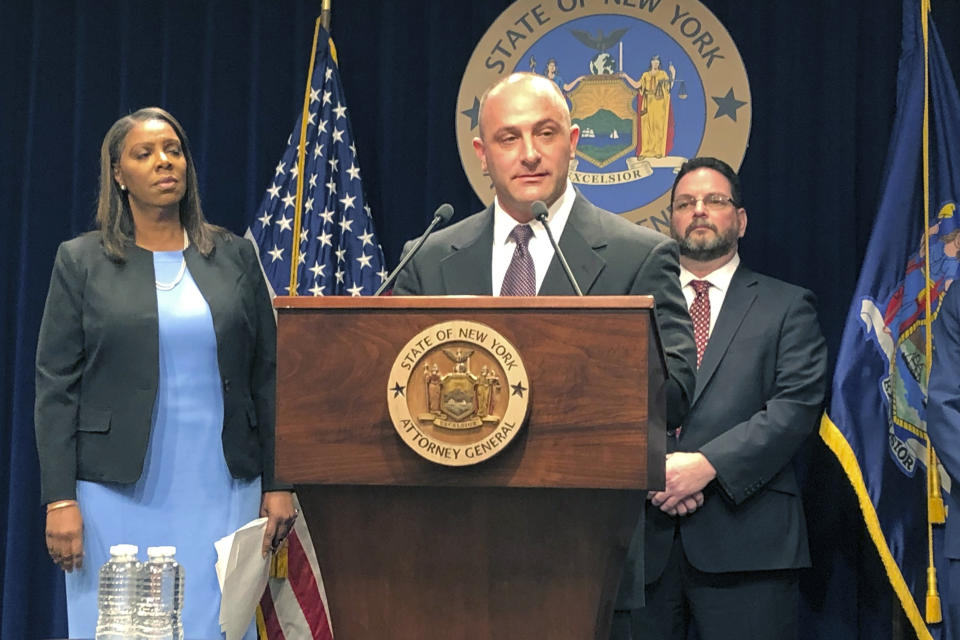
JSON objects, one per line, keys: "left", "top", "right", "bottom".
{"left": 641, "top": 157, "right": 828, "bottom": 639}
{"left": 393, "top": 72, "right": 697, "bottom": 638}
{"left": 393, "top": 72, "right": 695, "bottom": 428}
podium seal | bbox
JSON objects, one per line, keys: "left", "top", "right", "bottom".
{"left": 387, "top": 321, "right": 530, "bottom": 466}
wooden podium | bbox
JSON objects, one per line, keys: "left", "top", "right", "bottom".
{"left": 274, "top": 296, "right": 666, "bottom": 640}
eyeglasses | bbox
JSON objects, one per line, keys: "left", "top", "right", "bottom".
{"left": 670, "top": 193, "right": 737, "bottom": 213}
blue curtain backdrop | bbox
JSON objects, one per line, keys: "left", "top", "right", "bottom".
{"left": 2, "top": 1, "right": 959, "bottom": 638}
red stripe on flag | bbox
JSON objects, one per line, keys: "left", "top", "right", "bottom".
{"left": 287, "top": 531, "right": 334, "bottom": 640}
{"left": 259, "top": 582, "right": 287, "bottom": 640}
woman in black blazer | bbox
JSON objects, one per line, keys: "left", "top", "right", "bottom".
{"left": 35, "top": 107, "right": 295, "bottom": 638}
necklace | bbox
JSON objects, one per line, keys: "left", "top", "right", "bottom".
{"left": 155, "top": 229, "right": 190, "bottom": 291}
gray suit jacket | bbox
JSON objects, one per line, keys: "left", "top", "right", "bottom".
{"left": 34, "top": 231, "right": 285, "bottom": 505}
{"left": 645, "top": 265, "right": 828, "bottom": 583}
{"left": 393, "top": 194, "right": 697, "bottom": 608}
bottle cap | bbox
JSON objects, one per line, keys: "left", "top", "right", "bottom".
{"left": 109, "top": 544, "right": 139, "bottom": 557}
{"left": 147, "top": 545, "right": 177, "bottom": 558}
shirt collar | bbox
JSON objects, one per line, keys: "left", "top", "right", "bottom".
{"left": 493, "top": 180, "right": 576, "bottom": 247}
{"left": 679, "top": 253, "right": 740, "bottom": 294}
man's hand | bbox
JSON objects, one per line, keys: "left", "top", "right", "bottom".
{"left": 648, "top": 452, "right": 717, "bottom": 515}
{"left": 659, "top": 491, "right": 704, "bottom": 516}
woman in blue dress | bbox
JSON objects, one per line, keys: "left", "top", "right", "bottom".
{"left": 35, "top": 107, "right": 297, "bottom": 639}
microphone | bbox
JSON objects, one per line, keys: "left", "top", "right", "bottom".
{"left": 532, "top": 200, "right": 583, "bottom": 296}
{"left": 374, "top": 203, "right": 455, "bottom": 296}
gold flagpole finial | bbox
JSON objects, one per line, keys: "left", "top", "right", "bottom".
{"left": 321, "top": 0, "right": 332, "bottom": 32}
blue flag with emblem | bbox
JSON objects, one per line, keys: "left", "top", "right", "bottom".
{"left": 247, "top": 23, "right": 385, "bottom": 297}
{"left": 819, "top": 1, "right": 960, "bottom": 638}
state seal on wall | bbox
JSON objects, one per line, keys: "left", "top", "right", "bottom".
{"left": 387, "top": 321, "right": 531, "bottom": 466}
{"left": 456, "top": 0, "right": 751, "bottom": 233}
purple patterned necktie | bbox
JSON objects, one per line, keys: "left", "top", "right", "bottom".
{"left": 500, "top": 224, "right": 536, "bottom": 296}
{"left": 689, "top": 280, "right": 712, "bottom": 367}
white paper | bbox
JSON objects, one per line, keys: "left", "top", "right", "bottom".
{"left": 215, "top": 517, "right": 271, "bottom": 640}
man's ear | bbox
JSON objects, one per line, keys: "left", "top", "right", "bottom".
{"left": 473, "top": 137, "right": 488, "bottom": 173}
{"left": 568, "top": 124, "right": 580, "bottom": 158}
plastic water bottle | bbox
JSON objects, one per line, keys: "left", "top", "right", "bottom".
{"left": 136, "top": 546, "right": 184, "bottom": 640}
{"left": 95, "top": 544, "right": 141, "bottom": 640}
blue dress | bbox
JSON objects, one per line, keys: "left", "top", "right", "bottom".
{"left": 66, "top": 250, "right": 261, "bottom": 640}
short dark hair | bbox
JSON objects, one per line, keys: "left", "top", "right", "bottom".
{"left": 670, "top": 157, "right": 742, "bottom": 208}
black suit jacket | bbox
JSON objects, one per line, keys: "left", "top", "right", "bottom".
{"left": 645, "top": 265, "right": 828, "bottom": 582}
{"left": 393, "top": 194, "right": 698, "bottom": 609}
{"left": 34, "top": 231, "right": 285, "bottom": 505}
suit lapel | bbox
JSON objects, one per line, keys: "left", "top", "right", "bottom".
{"left": 439, "top": 207, "right": 495, "bottom": 294}
{"left": 540, "top": 194, "right": 606, "bottom": 294}
{"left": 693, "top": 265, "right": 758, "bottom": 403}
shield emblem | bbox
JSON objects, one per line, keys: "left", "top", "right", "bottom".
{"left": 568, "top": 75, "right": 638, "bottom": 168}
{"left": 441, "top": 373, "right": 477, "bottom": 420}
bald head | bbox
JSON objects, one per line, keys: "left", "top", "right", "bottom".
{"left": 477, "top": 72, "right": 572, "bottom": 140}
{"left": 471, "top": 72, "right": 580, "bottom": 221}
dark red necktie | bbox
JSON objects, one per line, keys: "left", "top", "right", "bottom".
{"left": 689, "top": 280, "right": 711, "bottom": 367}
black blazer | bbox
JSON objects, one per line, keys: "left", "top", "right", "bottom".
{"left": 34, "top": 231, "right": 285, "bottom": 505}
{"left": 393, "top": 194, "right": 698, "bottom": 609}
{"left": 645, "top": 265, "right": 828, "bottom": 581}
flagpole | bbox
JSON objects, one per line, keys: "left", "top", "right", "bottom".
{"left": 919, "top": 0, "right": 944, "bottom": 624}
{"left": 287, "top": 17, "right": 324, "bottom": 295}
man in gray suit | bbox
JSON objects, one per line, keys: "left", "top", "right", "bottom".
{"left": 641, "top": 157, "right": 828, "bottom": 639}
{"left": 393, "top": 72, "right": 697, "bottom": 638}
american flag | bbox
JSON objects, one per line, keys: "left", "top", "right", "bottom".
{"left": 247, "top": 24, "right": 385, "bottom": 297}
{"left": 247, "top": 20, "right": 379, "bottom": 640}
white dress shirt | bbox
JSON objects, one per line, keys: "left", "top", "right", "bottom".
{"left": 678, "top": 253, "right": 740, "bottom": 335}
{"left": 491, "top": 181, "right": 576, "bottom": 295}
